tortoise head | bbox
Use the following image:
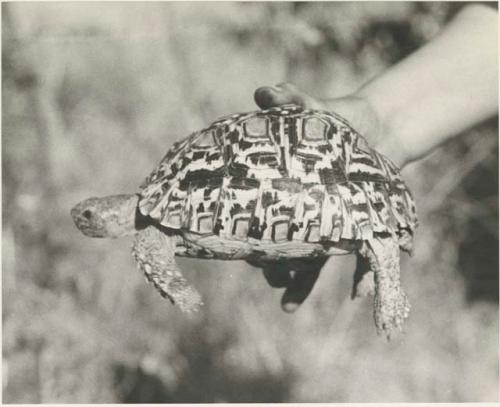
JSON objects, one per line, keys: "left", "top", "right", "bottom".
{"left": 71, "top": 194, "right": 140, "bottom": 238}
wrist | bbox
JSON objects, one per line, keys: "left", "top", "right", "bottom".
{"left": 352, "top": 88, "right": 409, "bottom": 168}
{"left": 322, "top": 94, "right": 383, "bottom": 143}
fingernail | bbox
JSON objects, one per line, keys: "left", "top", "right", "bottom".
{"left": 281, "top": 301, "right": 299, "bottom": 313}
{"left": 255, "top": 86, "right": 273, "bottom": 97}
{"left": 254, "top": 87, "right": 277, "bottom": 108}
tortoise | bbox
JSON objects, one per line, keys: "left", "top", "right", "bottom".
{"left": 71, "top": 104, "right": 417, "bottom": 337}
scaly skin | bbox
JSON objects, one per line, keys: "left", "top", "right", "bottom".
{"left": 360, "top": 236, "right": 410, "bottom": 338}
{"left": 70, "top": 194, "right": 139, "bottom": 238}
{"left": 132, "top": 226, "right": 203, "bottom": 313}
{"left": 71, "top": 196, "right": 203, "bottom": 313}
{"left": 71, "top": 194, "right": 411, "bottom": 337}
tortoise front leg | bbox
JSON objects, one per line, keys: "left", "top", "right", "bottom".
{"left": 132, "top": 226, "right": 203, "bottom": 313}
{"left": 360, "top": 236, "right": 410, "bottom": 338}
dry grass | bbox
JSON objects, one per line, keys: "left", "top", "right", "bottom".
{"left": 2, "top": 2, "right": 498, "bottom": 402}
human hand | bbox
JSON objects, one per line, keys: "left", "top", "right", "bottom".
{"left": 255, "top": 82, "right": 409, "bottom": 167}
{"left": 248, "top": 257, "right": 326, "bottom": 313}
{"left": 252, "top": 82, "right": 398, "bottom": 312}
{"left": 257, "top": 82, "right": 399, "bottom": 156}
{"left": 253, "top": 3, "right": 499, "bottom": 311}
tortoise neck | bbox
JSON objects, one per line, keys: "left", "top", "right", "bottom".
{"left": 100, "top": 194, "right": 141, "bottom": 237}
{"left": 115, "top": 194, "right": 142, "bottom": 236}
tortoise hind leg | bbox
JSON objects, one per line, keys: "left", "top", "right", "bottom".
{"left": 359, "top": 236, "right": 410, "bottom": 338}
{"left": 132, "top": 226, "right": 203, "bottom": 313}
{"left": 248, "top": 257, "right": 327, "bottom": 312}
{"left": 352, "top": 229, "right": 414, "bottom": 299}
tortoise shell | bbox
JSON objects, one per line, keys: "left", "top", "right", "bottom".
{"left": 138, "top": 105, "right": 417, "bottom": 259}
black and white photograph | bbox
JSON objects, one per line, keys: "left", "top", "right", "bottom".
{"left": 2, "top": 1, "right": 498, "bottom": 403}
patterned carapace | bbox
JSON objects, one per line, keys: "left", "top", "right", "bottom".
{"left": 138, "top": 105, "right": 417, "bottom": 258}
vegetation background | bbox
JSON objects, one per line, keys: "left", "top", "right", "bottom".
{"left": 2, "top": 1, "right": 498, "bottom": 403}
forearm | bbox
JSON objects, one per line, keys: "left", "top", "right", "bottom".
{"left": 357, "top": 4, "right": 498, "bottom": 166}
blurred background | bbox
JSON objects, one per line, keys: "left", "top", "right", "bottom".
{"left": 2, "top": 1, "right": 498, "bottom": 403}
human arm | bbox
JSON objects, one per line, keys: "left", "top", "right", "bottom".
{"left": 254, "top": 4, "right": 498, "bottom": 312}
{"left": 255, "top": 4, "right": 498, "bottom": 168}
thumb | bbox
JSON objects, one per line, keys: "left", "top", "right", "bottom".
{"left": 254, "top": 82, "right": 324, "bottom": 110}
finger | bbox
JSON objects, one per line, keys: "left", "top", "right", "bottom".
{"left": 262, "top": 264, "right": 292, "bottom": 288}
{"left": 281, "top": 269, "right": 321, "bottom": 313}
{"left": 351, "top": 252, "right": 371, "bottom": 299}
{"left": 354, "top": 271, "right": 375, "bottom": 298}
